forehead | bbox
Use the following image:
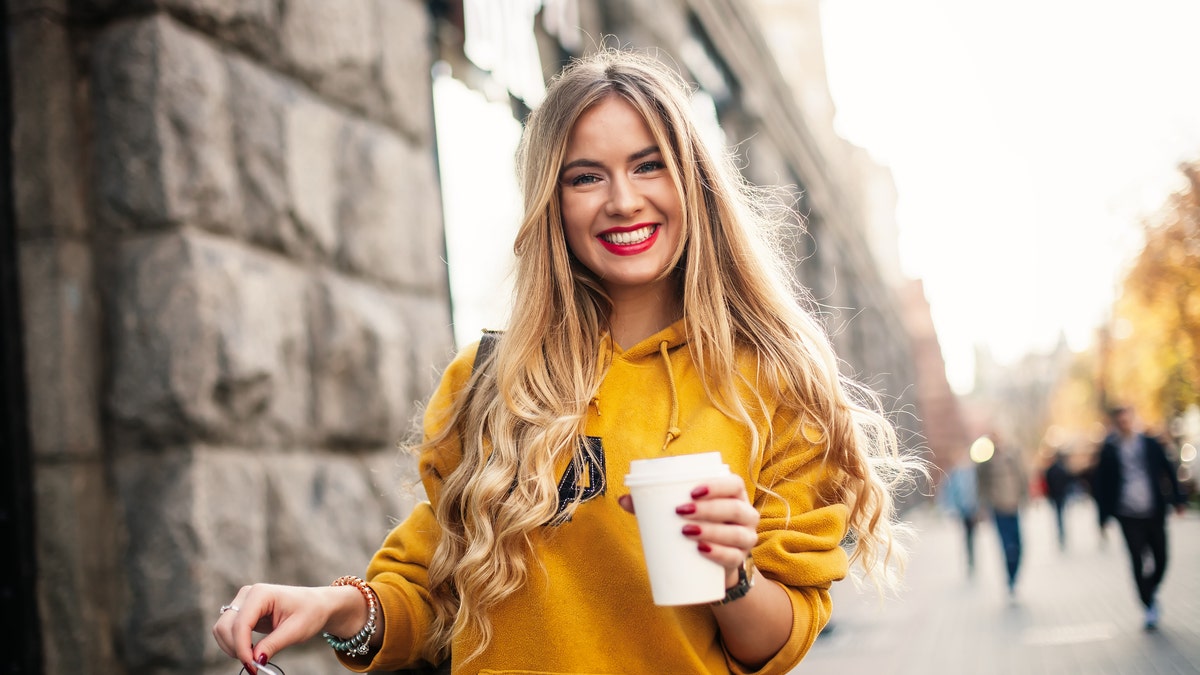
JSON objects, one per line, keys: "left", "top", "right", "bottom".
{"left": 565, "top": 96, "right": 656, "bottom": 153}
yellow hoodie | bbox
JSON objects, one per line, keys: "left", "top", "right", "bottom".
{"left": 342, "top": 321, "right": 849, "bottom": 674}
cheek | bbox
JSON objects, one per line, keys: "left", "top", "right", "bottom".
{"left": 658, "top": 186, "right": 684, "bottom": 221}
{"left": 559, "top": 195, "right": 590, "bottom": 254}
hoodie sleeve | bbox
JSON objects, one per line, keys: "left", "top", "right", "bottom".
{"left": 337, "top": 342, "right": 480, "bottom": 673}
{"left": 728, "top": 410, "right": 849, "bottom": 675}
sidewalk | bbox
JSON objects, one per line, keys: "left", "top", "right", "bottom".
{"left": 800, "top": 498, "right": 1200, "bottom": 674}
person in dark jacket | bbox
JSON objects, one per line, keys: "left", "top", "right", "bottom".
{"left": 1094, "top": 406, "right": 1187, "bottom": 630}
{"left": 1043, "top": 451, "right": 1073, "bottom": 550}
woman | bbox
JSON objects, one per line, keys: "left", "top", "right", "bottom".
{"left": 213, "top": 48, "right": 917, "bottom": 675}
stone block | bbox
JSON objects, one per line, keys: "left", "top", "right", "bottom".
{"left": 374, "top": 0, "right": 436, "bottom": 143}
{"left": 9, "top": 14, "right": 89, "bottom": 238}
{"left": 284, "top": 98, "right": 343, "bottom": 255}
{"left": 395, "top": 294, "right": 457, "bottom": 407}
{"left": 278, "top": 0, "right": 376, "bottom": 118}
{"left": 92, "top": 15, "right": 241, "bottom": 233}
{"left": 115, "top": 448, "right": 271, "bottom": 669}
{"left": 263, "top": 452, "right": 402, "bottom": 584}
{"left": 231, "top": 59, "right": 367, "bottom": 264}
{"left": 366, "top": 448, "right": 425, "bottom": 522}
{"left": 190, "top": 448, "right": 272, "bottom": 606}
{"left": 226, "top": 56, "right": 342, "bottom": 259}
{"left": 158, "top": 0, "right": 282, "bottom": 58}
{"left": 271, "top": 0, "right": 435, "bottom": 143}
{"left": 108, "top": 231, "right": 313, "bottom": 447}
{"left": 309, "top": 275, "right": 413, "bottom": 447}
{"left": 226, "top": 50, "right": 448, "bottom": 291}
{"left": 19, "top": 239, "right": 102, "bottom": 458}
{"left": 34, "top": 460, "right": 121, "bottom": 675}
{"left": 188, "top": 448, "right": 422, "bottom": 668}
{"left": 335, "top": 122, "right": 447, "bottom": 293}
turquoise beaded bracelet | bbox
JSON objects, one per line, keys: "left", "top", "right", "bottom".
{"left": 322, "top": 576, "right": 378, "bottom": 657}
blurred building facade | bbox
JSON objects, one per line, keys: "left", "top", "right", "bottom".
{"left": 900, "top": 280, "right": 972, "bottom": 474}
{"left": 4, "top": 1, "right": 955, "bottom": 672}
{"left": 964, "top": 336, "right": 1075, "bottom": 467}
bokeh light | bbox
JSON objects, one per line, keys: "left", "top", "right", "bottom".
{"left": 969, "top": 436, "right": 995, "bottom": 464}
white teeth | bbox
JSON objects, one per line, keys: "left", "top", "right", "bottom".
{"left": 602, "top": 225, "right": 655, "bottom": 245}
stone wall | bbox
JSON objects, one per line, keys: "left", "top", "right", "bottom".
{"left": 11, "top": 2, "right": 451, "bottom": 673}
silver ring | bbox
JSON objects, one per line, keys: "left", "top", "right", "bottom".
{"left": 220, "top": 604, "right": 240, "bottom": 615}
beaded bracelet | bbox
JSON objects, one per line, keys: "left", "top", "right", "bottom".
{"left": 322, "top": 576, "right": 378, "bottom": 657}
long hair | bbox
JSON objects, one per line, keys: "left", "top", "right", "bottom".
{"left": 417, "top": 48, "right": 918, "bottom": 663}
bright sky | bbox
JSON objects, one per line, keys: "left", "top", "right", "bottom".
{"left": 819, "top": 0, "right": 1200, "bottom": 392}
{"left": 433, "top": 72, "right": 524, "bottom": 349}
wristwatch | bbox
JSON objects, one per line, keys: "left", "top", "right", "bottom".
{"left": 713, "top": 557, "right": 755, "bottom": 605}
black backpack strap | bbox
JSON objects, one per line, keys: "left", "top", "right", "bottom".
{"left": 472, "top": 330, "right": 502, "bottom": 373}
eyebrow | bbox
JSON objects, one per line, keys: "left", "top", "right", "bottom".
{"left": 559, "top": 145, "right": 661, "bottom": 177}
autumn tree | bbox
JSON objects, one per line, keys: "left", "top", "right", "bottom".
{"left": 1106, "top": 161, "right": 1200, "bottom": 429}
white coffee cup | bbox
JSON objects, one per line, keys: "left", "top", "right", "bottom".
{"left": 624, "top": 452, "right": 731, "bottom": 605}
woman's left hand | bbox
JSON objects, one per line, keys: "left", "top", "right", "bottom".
{"left": 618, "top": 475, "right": 759, "bottom": 585}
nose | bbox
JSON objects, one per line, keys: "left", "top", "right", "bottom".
{"left": 605, "top": 174, "right": 645, "bottom": 217}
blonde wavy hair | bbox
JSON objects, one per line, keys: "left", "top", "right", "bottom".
{"left": 417, "top": 48, "right": 919, "bottom": 664}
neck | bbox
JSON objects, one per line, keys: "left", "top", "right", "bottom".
{"left": 606, "top": 281, "right": 681, "bottom": 349}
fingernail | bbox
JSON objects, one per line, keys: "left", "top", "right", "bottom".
{"left": 691, "top": 486, "right": 709, "bottom": 499}
{"left": 256, "top": 653, "right": 269, "bottom": 665}
{"left": 675, "top": 503, "right": 696, "bottom": 515}
{"left": 244, "top": 663, "right": 256, "bottom": 674}
{"left": 697, "top": 542, "right": 712, "bottom": 553}
{"left": 682, "top": 524, "right": 701, "bottom": 536}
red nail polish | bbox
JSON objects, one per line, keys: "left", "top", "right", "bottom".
{"left": 675, "top": 503, "right": 696, "bottom": 515}
{"left": 691, "top": 486, "right": 709, "bottom": 499}
{"left": 256, "top": 653, "right": 269, "bottom": 665}
{"left": 244, "top": 663, "right": 256, "bottom": 674}
{"left": 682, "top": 524, "right": 701, "bottom": 536}
{"left": 697, "top": 542, "right": 712, "bottom": 553}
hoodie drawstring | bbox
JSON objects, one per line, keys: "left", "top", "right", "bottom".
{"left": 659, "top": 340, "right": 682, "bottom": 452}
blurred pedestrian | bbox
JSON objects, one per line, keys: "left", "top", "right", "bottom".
{"left": 1043, "top": 450, "right": 1074, "bottom": 550}
{"left": 976, "top": 433, "right": 1028, "bottom": 599}
{"left": 939, "top": 455, "right": 980, "bottom": 576}
{"left": 1094, "top": 405, "right": 1188, "bottom": 631}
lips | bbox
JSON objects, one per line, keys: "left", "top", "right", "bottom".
{"left": 597, "top": 224, "right": 660, "bottom": 255}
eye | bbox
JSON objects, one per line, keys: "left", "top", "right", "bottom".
{"left": 635, "top": 160, "right": 666, "bottom": 174}
{"left": 568, "top": 173, "right": 601, "bottom": 186}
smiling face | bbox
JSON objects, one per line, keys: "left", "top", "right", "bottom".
{"left": 558, "top": 95, "right": 684, "bottom": 300}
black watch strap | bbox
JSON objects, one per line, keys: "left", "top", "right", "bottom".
{"left": 713, "top": 558, "right": 754, "bottom": 605}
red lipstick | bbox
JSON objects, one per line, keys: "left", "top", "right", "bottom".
{"left": 597, "top": 223, "right": 660, "bottom": 256}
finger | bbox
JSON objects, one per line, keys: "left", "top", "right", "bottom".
{"left": 212, "top": 586, "right": 254, "bottom": 661}
{"left": 230, "top": 587, "right": 270, "bottom": 667}
{"left": 682, "top": 521, "right": 758, "bottom": 554}
{"left": 250, "top": 614, "right": 315, "bottom": 667}
{"left": 617, "top": 494, "right": 635, "bottom": 514}
{"left": 689, "top": 475, "right": 748, "bottom": 501}
{"left": 212, "top": 620, "right": 235, "bottom": 660}
{"left": 693, "top": 537, "right": 752, "bottom": 569}
{"left": 678, "top": 498, "right": 759, "bottom": 529}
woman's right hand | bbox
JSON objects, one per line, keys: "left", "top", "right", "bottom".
{"left": 211, "top": 583, "right": 367, "bottom": 671}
